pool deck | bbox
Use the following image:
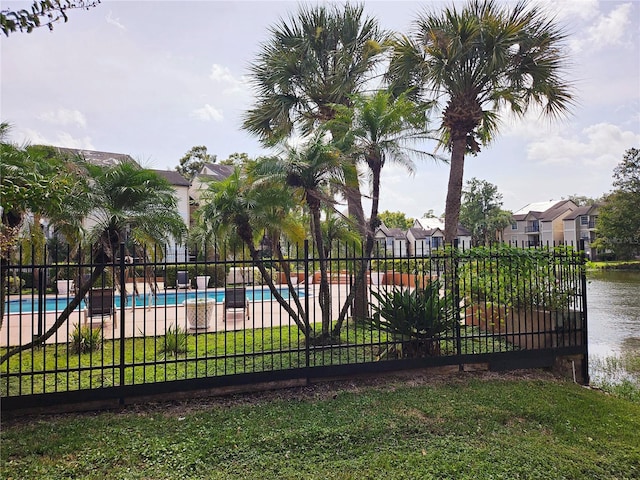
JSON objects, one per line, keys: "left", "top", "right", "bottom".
{"left": 0, "top": 282, "right": 382, "bottom": 347}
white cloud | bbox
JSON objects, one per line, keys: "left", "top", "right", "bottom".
{"left": 106, "top": 11, "right": 126, "bottom": 30}
{"left": 21, "top": 128, "right": 95, "bottom": 150}
{"left": 500, "top": 107, "right": 566, "bottom": 140}
{"left": 209, "top": 64, "right": 247, "bottom": 94}
{"left": 526, "top": 123, "right": 640, "bottom": 168}
{"left": 568, "top": 2, "right": 633, "bottom": 53}
{"left": 191, "top": 104, "right": 224, "bottom": 122}
{"left": 37, "top": 108, "right": 87, "bottom": 128}
{"left": 586, "top": 3, "right": 633, "bottom": 47}
{"left": 532, "top": 0, "right": 599, "bottom": 22}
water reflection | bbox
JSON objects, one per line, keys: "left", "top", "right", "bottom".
{"left": 587, "top": 270, "right": 640, "bottom": 359}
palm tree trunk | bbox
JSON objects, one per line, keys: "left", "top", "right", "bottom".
{"left": 310, "top": 204, "right": 332, "bottom": 339}
{"left": 237, "top": 223, "right": 309, "bottom": 335}
{"left": 0, "top": 262, "right": 107, "bottom": 365}
{"left": 333, "top": 165, "right": 382, "bottom": 334}
{"left": 444, "top": 134, "right": 467, "bottom": 245}
{"left": 342, "top": 160, "right": 368, "bottom": 325}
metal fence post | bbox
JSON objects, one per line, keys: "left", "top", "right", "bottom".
{"left": 579, "top": 239, "right": 589, "bottom": 384}
{"left": 304, "top": 239, "right": 310, "bottom": 369}
{"left": 119, "top": 243, "right": 126, "bottom": 396}
{"left": 452, "top": 240, "right": 463, "bottom": 369}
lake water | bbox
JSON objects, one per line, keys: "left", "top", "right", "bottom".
{"left": 587, "top": 270, "right": 640, "bottom": 364}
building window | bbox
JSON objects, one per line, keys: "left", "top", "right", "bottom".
{"left": 580, "top": 215, "right": 588, "bottom": 225}
{"left": 511, "top": 222, "right": 517, "bottom": 230}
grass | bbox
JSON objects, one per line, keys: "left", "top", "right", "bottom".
{"left": 1, "top": 324, "right": 512, "bottom": 396}
{"left": 586, "top": 259, "right": 640, "bottom": 270}
{"left": 591, "top": 350, "right": 640, "bottom": 403}
{"left": 2, "top": 373, "right": 639, "bottom": 479}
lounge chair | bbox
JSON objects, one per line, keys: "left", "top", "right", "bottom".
{"left": 223, "top": 287, "right": 250, "bottom": 323}
{"left": 84, "top": 287, "right": 117, "bottom": 328}
{"left": 176, "top": 270, "right": 189, "bottom": 289}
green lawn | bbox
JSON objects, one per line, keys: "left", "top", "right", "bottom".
{"left": 1, "top": 324, "right": 512, "bottom": 396}
{"left": 2, "top": 373, "right": 639, "bottom": 479}
{"left": 587, "top": 259, "right": 640, "bottom": 270}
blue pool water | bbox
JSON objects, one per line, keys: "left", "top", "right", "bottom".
{"left": 5, "top": 287, "right": 305, "bottom": 314}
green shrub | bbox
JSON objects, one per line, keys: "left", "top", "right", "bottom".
{"left": 371, "top": 258, "right": 432, "bottom": 274}
{"left": 70, "top": 324, "right": 102, "bottom": 354}
{"left": 165, "top": 264, "right": 226, "bottom": 288}
{"left": 368, "top": 280, "right": 457, "bottom": 340}
{"left": 459, "top": 244, "right": 582, "bottom": 310}
{"left": 159, "top": 324, "right": 188, "bottom": 356}
{"left": 7, "top": 275, "right": 25, "bottom": 293}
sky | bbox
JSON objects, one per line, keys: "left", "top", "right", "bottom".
{"left": 1, "top": 0, "right": 639, "bottom": 219}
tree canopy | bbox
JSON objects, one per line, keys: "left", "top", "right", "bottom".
{"left": 1, "top": 0, "right": 100, "bottom": 36}
{"left": 459, "top": 177, "right": 512, "bottom": 246}
{"left": 176, "top": 145, "right": 216, "bottom": 181}
{"left": 387, "top": 0, "right": 575, "bottom": 244}
{"left": 379, "top": 211, "right": 414, "bottom": 231}
{"left": 594, "top": 148, "right": 640, "bottom": 259}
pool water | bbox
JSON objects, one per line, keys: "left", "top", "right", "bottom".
{"left": 5, "top": 287, "right": 305, "bottom": 314}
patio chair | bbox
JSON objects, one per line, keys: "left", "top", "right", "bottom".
{"left": 84, "top": 287, "right": 117, "bottom": 328}
{"left": 223, "top": 287, "right": 250, "bottom": 322}
{"left": 176, "top": 270, "right": 189, "bottom": 289}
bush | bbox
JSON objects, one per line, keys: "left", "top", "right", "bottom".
{"left": 368, "top": 280, "right": 457, "bottom": 341}
{"left": 371, "top": 258, "right": 432, "bottom": 274}
{"left": 165, "top": 264, "right": 226, "bottom": 288}
{"left": 70, "top": 325, "right": 102, "bottom": 354}
{"left": 7, "top": 275, "right": 25, "bottom": 293}
{"left": 459, "top": 244, "right": 582, "bottom": 311}
{"left": 159, "top": 324, "right": 188, "bottom": 356}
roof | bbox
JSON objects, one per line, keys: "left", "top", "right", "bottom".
{"left": 416, "top": 217, "right": 445, "bottom": 230}
{"left": 387, "top": 228, "right": 406, "bottom": 239}
{"left": 153, "top": 170, "right": 190, "bottom": 187}
{"left": 457, "top": 224, "right": 472, "bottom": 236}
{"left": 408, "top": 227, "right": 428, "bottom": 240}
{"left": 563, "top": 204, "right": 599, "bottom": 221}
{"left": 538, "top": 200, "right": 576, "bottom": 221}
{"left": 375, "top": 224, "right": 406, "bottom": 239}
{"left": 513, "top": 200, "right": 559, "bottom": 215}
{"left": 199, "top": 163, "right": 234, "bottom": 181}
{"left": 54, "top": 147, "right": 135, "bottom": 167}
{"left": 512, "top": 200, "right": 577, "bottom": 222}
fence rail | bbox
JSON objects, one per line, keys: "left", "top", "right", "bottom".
{"left": 1, "top": 241, "right": 588, "bottom": 412}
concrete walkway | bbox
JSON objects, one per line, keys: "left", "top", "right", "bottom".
{"left": 0, "top": 283, "right": 382, "bottom": 347}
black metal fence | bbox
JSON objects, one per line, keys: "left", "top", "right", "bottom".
{"left": 1, "top": 241, "right": 588, "bottom": 412}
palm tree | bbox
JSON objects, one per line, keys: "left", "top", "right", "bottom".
{"left": 1, "top": 160, "right": 187, "bottom": 364}
{"left": 387, "top": 0, "right": 575, "bottom": 244}
{"left": 0, "top": 132, "right": 84, "bottom": 323}
{"left": 242, "top": 2, "right": 390, "bottom": 232}
{"left": 196, "top": 164, "right": 311, "bottom": 335}
{"left": 255, "top": 136, "right": 346, "bottom": 341}
{"left": 328, "top": 90, "right": 439, "bottom": 330}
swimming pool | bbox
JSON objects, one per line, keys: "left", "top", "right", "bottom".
{"left": 4, "top": 287, "right": 306, "bottom": 314}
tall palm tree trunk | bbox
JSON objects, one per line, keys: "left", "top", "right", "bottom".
{"left": 236, "top": 223, "right": 310, "bottom": 335}
{"left": 444, "top": 133, "right": 467, "bottom": 245}
{"left": 443, "top": 133, "right": 467, "bottom": 298}
{"left": 333, "top": 165, "right": 382, "bottom": 334}
{"left": 310, "top": 204, "right": 332, "bottom": 340}
{"left": 340, "top": 152, "right": 368, "bottom": 324}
